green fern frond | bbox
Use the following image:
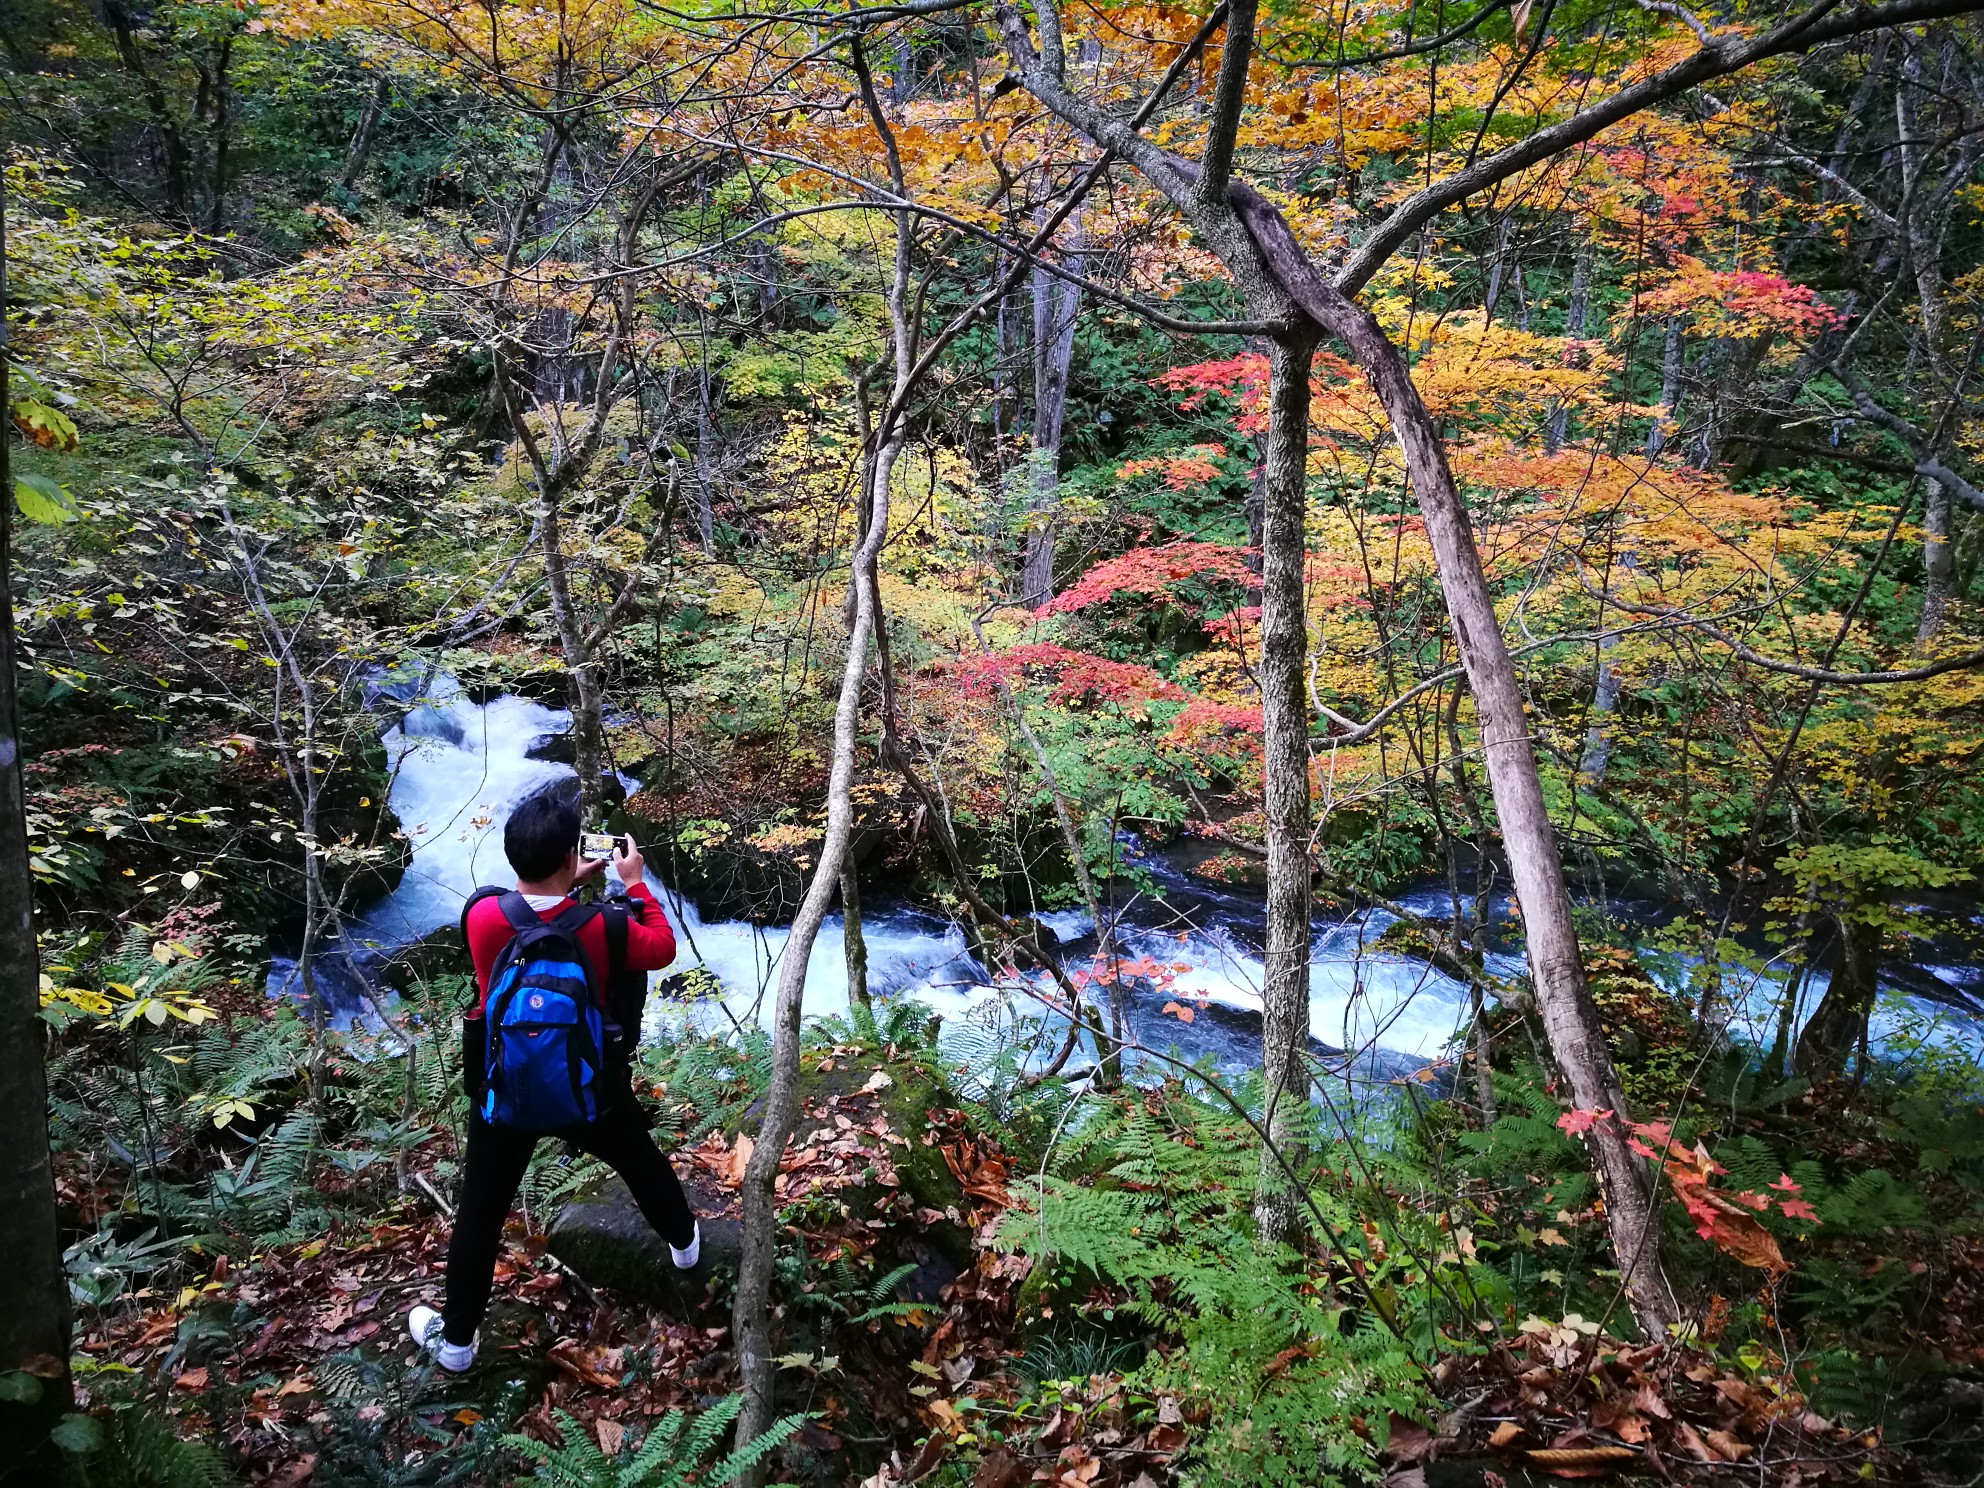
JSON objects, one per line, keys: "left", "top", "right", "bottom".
{"left": 105, "top": 1402, "right": 236, "bottom": 1488}
{"left": 499, "top": 1394, "right": 803, "bottom": 1488}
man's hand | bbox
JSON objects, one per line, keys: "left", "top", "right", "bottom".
{"left": 613, "top": 833, "right": 646, "bottom": 887}
{"left": 573, "top": 851, "right": 608, "bottom": 887}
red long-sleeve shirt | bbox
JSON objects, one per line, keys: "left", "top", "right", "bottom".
{"left": 463, "top": 882, "right": 677, "bottom": 1018}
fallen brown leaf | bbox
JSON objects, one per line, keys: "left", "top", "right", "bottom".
{"left": 1704, "top": 1430, "right": 1753, "bottom": 1463}
{"left": 1384, "top": 1416, "right": 1435, "bottom": 1465}
{"left": 547, "top": 1340, "right": 624, "bottom": 1390}
{"left": 1526, "top": 1447, "right": 1637, "bottom": 1467}
{"left": 904, "top": 1431, "right": 948, "bottom": 1481}
{"left": 1671, "top": 1422, "right": 1713, "bottom": 1462}
{"left": 723, "top": 1133, "right": 755, "bottom": 1188}
{"left": 971, "top": 1447, "right": 1023, "bottom": 1488}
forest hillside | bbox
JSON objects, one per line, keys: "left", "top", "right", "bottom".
{"left": 6, "top": 0, "right": 1984, "bottom": 1483}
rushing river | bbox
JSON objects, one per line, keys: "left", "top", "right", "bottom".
{"left": 277, "top": 676, "right": 1984, "bottom": 1082}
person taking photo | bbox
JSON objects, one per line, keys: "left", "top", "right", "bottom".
{"left": 407, "top": 787, "right": 700, "bottom": 1371}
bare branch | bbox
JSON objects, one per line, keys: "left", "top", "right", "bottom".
{"left": 1834, "top": 365, "right": 1984, "bottom": 511}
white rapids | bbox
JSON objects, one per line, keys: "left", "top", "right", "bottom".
{"left": 326, "top": 674, "right": 1982, "bottom": 1077}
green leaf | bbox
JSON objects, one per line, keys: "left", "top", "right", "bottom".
{"left": 0, "top": 1371, "right": 43, "bottom": 1404}
{"left": 10, "top": 400, "right": 79, "bottom": 451}
{"left": 14, "top": 473, "right": 80, "bottom": 526}
{"left": 50, "top": 1412, "right": 103, "bottom": 1454}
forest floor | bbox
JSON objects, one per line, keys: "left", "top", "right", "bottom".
{"left": 55, "top": 991, "right": 1981, "bottom": 1488}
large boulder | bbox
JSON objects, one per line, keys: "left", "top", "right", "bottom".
{"left": 547, "top": 1051, "right": 975, "bottom": 1315}
{"left": 546, "top": 1172, "right": 739, "bottom": 1320}
{"left": 722, "top": 1050, "right": 974, "bottom": 1265}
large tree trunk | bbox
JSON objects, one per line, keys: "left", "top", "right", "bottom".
{"left": 1022, "top": 215, "right": 1082, "bottom": 608}
{"left": 1545, "top": 231, "right": 1592, "bottom": 452}
{"left": 731, "top": 358, "right": 905, "bottom": 1486}
{"left": 203, "top": 37, "right": 234, "bottom": 234}
{"left": 1579, "top": 552, "right": 1635, "bottom": 785}
{"left": 1796, "top": 915, "right": 1881, "bottom": 1082}
{"left": 1896, "top": 43, "right": 1955, "bottom": 643}
{"left": 1336, "top": 304, "right": 1681, "bottom": 1337}
{"left": 695, "top": 332, "right": 718, "bottom": 553}
{"left": 1252, "top": 333, "right": 1317, "bottom": 1248}
{"left": 0, "top": 184, "right": 73, "bottom": 1467}
{"left": 1920, "top": 479, "right": 1953, "bottom": 642}
{"left": 103, "top": 0, "right": 193, "bottom": 218}
{"left": 1645, "top": 317, "right": 1683, "bottom": 457}
{"left": 534, "top": 478, "right": 609, "bottom": 821}
{"left": 996, "top": 0, "right": 1681, "bottom": 1338}
{"left": 841, "top": 861, "right": 869, "bottom": 1012}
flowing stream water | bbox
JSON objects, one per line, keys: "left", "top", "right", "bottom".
{"left": 279, "top": 677, "right": 1984, "bottom": 1083}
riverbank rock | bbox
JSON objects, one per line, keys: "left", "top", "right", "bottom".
{"left": 723, "top": 1049, "right": 974, "bottom": 1265}
{"left": 547, "top": 1050, "right": 975, "bottom": 1315}
{"left": 546, "top": 1172, "right": 740, "bottom": 1320}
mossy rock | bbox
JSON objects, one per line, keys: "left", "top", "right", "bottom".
{"left": 375, "top": 921, "right": 470, "bottom": 992}
{"left": 1374, "top": 916, "right": 1445, "bottom": 961}
{"left": 546, "top": 1172, "right": 739, "bottom": 1320}
{"left": 725, "top": 1050, "right": 970, "bottom": 1252}
{"left": 550, "top": 1052, "right": 977, "bottom": 1316}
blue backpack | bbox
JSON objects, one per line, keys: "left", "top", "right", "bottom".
{"left": 475, "top": 893, "right": 611, "bottom": 1131}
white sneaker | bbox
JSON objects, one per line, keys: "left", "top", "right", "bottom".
{"left": 408, "top": 1304, "right": 476, "bottom": 1372}
{"left": 670, "top": 1222, "right": 701, "bottom": 1270}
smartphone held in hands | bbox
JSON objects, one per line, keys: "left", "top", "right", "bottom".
{"left": 579, "top": 831, "right": 622, "bottom": 862}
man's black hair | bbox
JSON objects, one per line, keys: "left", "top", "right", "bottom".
{"left": 505, "top": 787, "right": 580, "bottom": 882}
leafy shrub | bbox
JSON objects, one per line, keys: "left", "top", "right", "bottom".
{"left": 996, "top": 1088, "right": 1429, "bottom": 1484}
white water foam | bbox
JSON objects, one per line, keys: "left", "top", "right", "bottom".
{"left": 345, "top": 677, "right": 1487, "bottom": 1069}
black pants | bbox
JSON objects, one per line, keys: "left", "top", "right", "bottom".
{"left": 441, "top": 1093, "right": 697, "bottom": 1345}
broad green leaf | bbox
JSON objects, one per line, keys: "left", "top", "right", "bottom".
{"left": 0, "top": 1371, "right": 42, "bottom": 1404}
{"left": 14, "top": 473, "right": 79, "bottom": 526}
{"left": 50, "top": 1413, "right": 102, "bottom": 1454}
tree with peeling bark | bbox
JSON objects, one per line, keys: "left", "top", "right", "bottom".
{"left": 1023, "top": 207, "right": 1083, "bottom": 608}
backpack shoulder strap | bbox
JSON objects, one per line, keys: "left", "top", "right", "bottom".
{"left": 549, "top": 900, "right": 602, "bottom": 938}
{"left": 459, "top": 885, "right": 507, "bottom": 944}
{"left": 547, "top": 901, "right": 606, "bottom": 1003}
{"left": 498, "top": 891, "right": 546, "bottom": 936}
{"left": 602, "top": 902, "right": 629, "bottom": 973}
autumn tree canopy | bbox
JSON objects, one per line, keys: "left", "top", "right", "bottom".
{"left": 6, "top": 0, "right": 1984, "bottom": 1481}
